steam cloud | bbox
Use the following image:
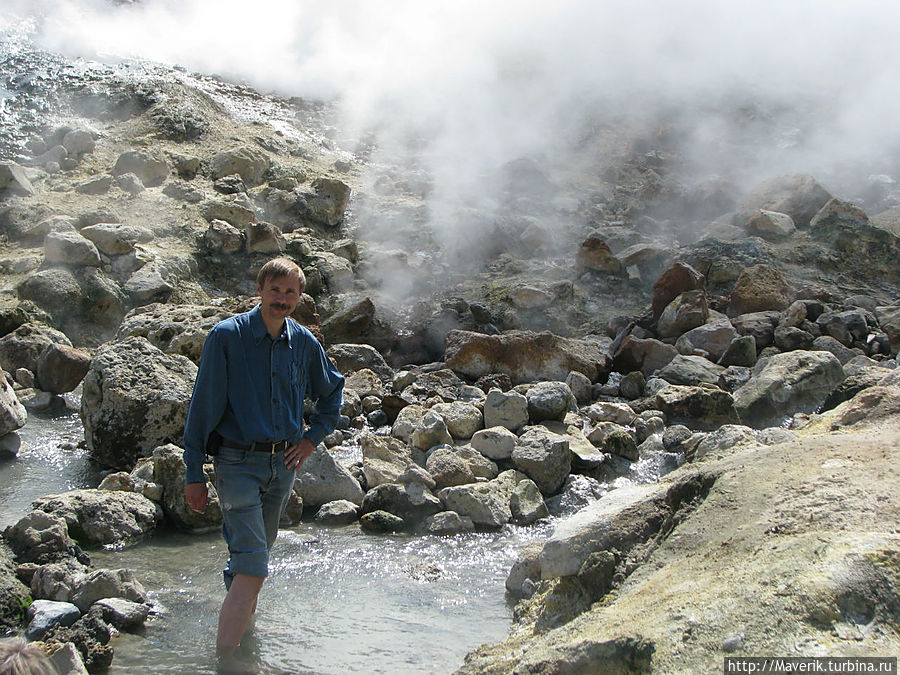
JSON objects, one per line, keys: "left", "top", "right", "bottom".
{"left": 5, "top": 0, "right": 900, "bottom": 277}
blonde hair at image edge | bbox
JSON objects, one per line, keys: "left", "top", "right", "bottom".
{"left": 0, "top": 639, "right": 56, "bottom": 675}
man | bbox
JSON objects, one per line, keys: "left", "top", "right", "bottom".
{"left": 183, "top": 257, "right": 344, "bottom": 654}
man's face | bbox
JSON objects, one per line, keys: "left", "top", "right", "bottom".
{"left": 257, "top": 272, "right": 302, "bottom": 322}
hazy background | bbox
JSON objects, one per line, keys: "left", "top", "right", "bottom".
{"left": 5, "top": 0, "right": 900, "bottom": 263}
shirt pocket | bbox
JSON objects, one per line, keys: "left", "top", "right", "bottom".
{"left": 291, "top": 359, "right": 307, "bottom": 396}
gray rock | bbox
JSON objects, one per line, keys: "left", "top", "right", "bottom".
{"left": 123, "top": 262, "right": 174, "bottom": 305}
{"left": 93, "top": 597, "right": 151, "bottom": 630}
{"left": 0, "top": 161, "right": 34, "bottom": 196}
{"left": 511, "top": 427, "right": 571, "bottom": 495}
{"left": 80, "top": 337, "right": 197, "bottom": 470}
{"left": 203, "top": 219, "right": 244, "bottom": 253}
{"left": 733, "top": 350, "right": 846, "bottom": 428}
{"left": 150, "top": 444, "right": 222, "bottom": 532}
{"left": 676, "top": 320, "right": 737, "bottom": 362}
{"left": 75, "top": 175, "right": 113, "bottom": 195}
{"left": 113, "top": 149, "right": 168, "bottom": 187}
{"left": 327, "top": 343, "right": 393, "bottom": 380}
{"left": 3, "top": 511, "right": 75, "bottom": 565}
{"left": 483, "top": 388, "right": 529, "bottom": 431}
{"left": 437, "top": 472, "right": 517, "bottom": 529}
{"left": 0, "top": 373, "right": 26, "bottom": 436}
{"left": 746, "top": 209, "right": 796, "bottom": 240}
{"left": 423, "top": 511, "right": 475, "bottom": 535}
{"left": 361, "top": 482, "right": 442, "bottom": 525}
{"left": 411, "top": 410, "right": 453, "bottom": 451}
{"left": 115, "top": 303, "right": 234, "bottom": 364}
{"left": 470, "top": 425, "right": 517, "bottom": 460}
{"left": 719, "top": 335, "right": 757, "bottom": 367}
{"left": 209, "top": 146, "right": 270, "bottom": 187}
{"left": 430, "top": 401, "right": 484, "bottom": 439}
{"left": 296, "top": 446, "right": 364, "bottom": 507}
{"left": 657, "top": 289, "right": 709, "bottom": 338}
{"left": 359, "top": 510, "right": 405, "bottom": 533}
{"left": 658, "top": 354, "right": 724, "bottom": 387}
{"left": 25, "top": 599, "right": 81, "bottom": 640}
{"left": 80, "top": 223, "right": 152, "bottom": 256}
{"left": 69, "top": 568, "right": 147, "bottom": 613}
{"left": 653, "top": 384, "right": 741, "bottom": 431}
{"left": 546, "top": 474, "right": 607, "bottom": 518}
{"left": 313, "top": 500, "right": 359, "bottom": 526}
{"left": 16, "top": 269, "right": 85, "bottom": 320}
{"left": 31, "top": 489, "right": 160, "bottom": 547}
{"left": 509, "top": 478, "right": 549, "bottom": 524}
{"left": 526, "top": 381, "right": 573, "bottom": 423}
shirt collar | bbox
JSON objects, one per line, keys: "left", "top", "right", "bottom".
{"left": 249, "top": 303, "right": 297, "bottom": 347}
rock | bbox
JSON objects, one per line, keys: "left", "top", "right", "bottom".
{"left": 62, "top": 129, "right": 95, "bottom": 156}
{"left": 361, "top": 432, "right": 423, "bottom": 488}
{"left": 31, "top": 489, "right": 160, "bottom": 547}
{"left": 113, "top": 150, "right": 168, "bottom": 187}
{"left": 692, "top": 424, "right": 761, "bottom": 460}
{"left": 47, "top": 642, "right": 89, "bottom": 675}
{"left": 444, "top": 330, "right": 611, "bottom": 385}
{"left": 115, "top": 172, "right": 144, "bottom": 195}
{"left": 116, "top": 303, "right": 234, "bottom": 364}
{"left": 123, "top": 261, "right": 174, "bottom": 305}
{"left": 576, "top": 235, "right": 623, "bottom": 274}
{"left": 658, "top": 354, "right": 724, "bottom": 387}
{"left": 0, "top": 542, "right": 34, "bottom": 630}
{"left": 295, "top": 446, "right": 364, "bottom": 507}
{"left": 16, "top": 269, "right": 85, "bottom": 321}
{"left": 483, "top": 388, "right": 529, "bottom": 431}
{"left": 585, "top": 401, "right": 636, "bottom": 425}
{"left": 201, "top": 197, "right": 257, "bottom": 228}
{"left": 390, "top": 404, "right": 428, "bottom": 444}
{"left": 546, "top": 474, "right": 607, "bottom": 518}
{"left": 359, "top": 510, "right": 405, "bottom": 533}
{"left": 437, "top": 471, "right": 518, "bottom": 529}
{"left": 511, "top": 427, "right": 571, "bottom": 495}
{"left": 80, "top": 337, "right": 197, "bottom": 470}
{"left": 203, "top": 219, "right": 244, "bottom": 253}
{"left": 612, "top": 335, "right": 678, "bottom": 376}
{"left": 652, "top": 384, "right": 741, "bottom": 431}
{"left": 526, "top": 381, "right": 573, "bottom": 423}
{"left": 0, "top": 322, "right": 72, "bottom": 375}
{"left": 471, "top": 425, "right": 518, "bottom": 460}
{"left": 821, "top": 384, "right": 900, "bottom": 429}
{"left": 731, "top": 311, "right": 779, "bottom": 350}
{"left": 93, "top": 597, "right": 150, "bottom": 630}
{"left": 506, "top": 541, "right": 544, "bottom": 595}
{"left": 875, "top": 305, "right": 900, "bottom": 354}
{"left": 30, "top": 561, "right": 85, "bottom": 602}
{"left": 79, "top": 223, "right": 152, "bottom": 256}
{"left": 619, "top": 370, "right": 646, "bottom": 399}
{"left": 733, "top": 350, "right": 845, "bottom": 428}
{"left": 410, "top": 410, "right": 453, "bottom": 450}
{"left": 360, "top": 482, "right": 442, "bottom": 525}
{"left": 810, "top": 198, "right": 900, "bottom": 282}
{"left": 727, "top": 264, "right": 795, "bottom": 317}
{"left": 36, "top": 343, "right": 91, "bottom": 394}
{"left": 423, "top": 511, "right": 475, "bottom": 535}
{"left": 746, "top": 209, "right": 796, "bottom": 240}
{"left": 245, "top": 222, "right": 285, "bottom": 254}
{"left": 774, "top": 325, "right": 814, "bottom": 352}
{"left": 150, "top": 444, "right": 222, "bottom": 532}
{"left": 426, "top": 445, "right": 498, "bottom": 489}
{"left": 327, "top": 343, "right": 393, "bottom": 380}
{"left": 816, "top": 309, "right": 870, "bottom": 348}
{"left": 0, "top": 161, "right": 34, "bottom": 197}
{"left": 565, "top": 370, "right": 592, "bottom": 405}
{"left": 304, "top": 177, "right": 352, "bottom": 227}
{"left": 313, "top": 500, "right": 359, "bottom": 526}
{"left": 321, "top": 296, "right": 376, "bottom": 344}
{"left": 651, "top": 261, "right": 705, "bottom": 321}
{"left": 3, "top": 511, "right": 77, "bottom": 564}
{"left": 657, "top": 290, "right": 709, "bottom": 338}
{"left": 820, "top": 364, "right": 888, "bottom": 412}
{"left": 210, "top": 146, "right": 270, "bottom": 187}
{"left": 69, "top": 568, "right": 147, "bottom": 613}
{"left": 25, "top": 599, "right": 81, "bottom": 640}
{"left": 509, "top": 285, "right": 554, "bottom": 309}
{"left": 0, "top": 371, "right": 26, "bottom": 436}
{"left": 430, "top": 401, "right": 484, "bottom": 439}
{"left": 676, "top": 319, "right": 737, "bottom": 362}
{"left": 43, "top": 231, "right": 101, "bottom": 268}
{"left": 735, "top": 174, "right": 832, "bottom": 229}
{"left": 75, "top": 175, "right": 113, "bottom": 195}
{"left": 510, "top": 478, "right": 550, "bottom": 524}
{"left": 588, "top": 424, "right": 638, "bottom": 461}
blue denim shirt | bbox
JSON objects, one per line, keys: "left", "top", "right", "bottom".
{"left": 182, "top": 304, "right": 344, "bottom": 484}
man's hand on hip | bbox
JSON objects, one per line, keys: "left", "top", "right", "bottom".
{"left": 285, "top": 437, "right": 316, "bottom": 470}
{"left": 185, "top": 482, "right": 209, "bottom": 512}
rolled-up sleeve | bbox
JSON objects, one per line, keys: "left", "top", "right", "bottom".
{"left": 182, "top": 327, "right": 228, "bottom": 484}
{"left": 302, "top": 340, "right": 344, "bottom": 446}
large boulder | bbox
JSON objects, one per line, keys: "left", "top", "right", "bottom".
{"left": 444, "top": 330, "right": 610, "bottom": 385}
{"left": 612, "top": 335, "right": 678, "bottom": 376}
{"left": 437, "top": 470, "right": 526, "bottom": 529}
{"left": 43, "top": 231, "right": 101, "bottom": 267}
{"left": 650, "top": 384, "right": 741, "bottom": 431}
{"left": 360, "top": 482, "right": 442, "bottom": 526}
{"left": 80, "top": 337, "right": 197, "bottom": 470}
{"left": 734, "top": 350, "right": 846, "bottom": 428}
{"left": 651, "top": 261, "right": 705, "bottom": 321}
{"left": 16, "top": 268, "right": 85, "bottom": 321}
{"left": 209, "top": 146, "right": 270, "bottom": 187}
{"left": 31, "top": 489, "right": 160, "bottom": 547}
{"left": 303, "top": 177, "right": 352, "bottom": 227}
{"left": 113, "top": 150, "right": 168, "bottom": 187}
{"left": 115, "top": 303, "right": 234, "bottom": 364}
{"left": 675, "top": 320, "right": 738, "bottom": 362}
{"left": 483, "top": 388, "right": 529, "bottom": 431}
{"left": 734, "top": 174, "right": 832, "bottom": 229}
{"left": 656, "top": 290, "right": 709, "bottom": 338}
{"left": 3, "top": 511, "right": 78, "bottom": 565}
{"left": 361, "top": 432, "right": 423, "bottom": 488}
{"left": 727, "top": 264, "right": 795, "bottom": 317}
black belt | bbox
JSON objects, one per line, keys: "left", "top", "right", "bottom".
{"left": 222, "top": 439, "right": 289, "bottom": 454}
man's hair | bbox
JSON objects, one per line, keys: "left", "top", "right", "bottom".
{"left": 256, "top": 257, "right": 305, "bottom": 294}
{"left": 0, "top": 638, "right": 56, "bottom": 675}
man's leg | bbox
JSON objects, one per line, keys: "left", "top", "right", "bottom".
{"left": 217, "top": 573, "right": 265, "bottom": 652}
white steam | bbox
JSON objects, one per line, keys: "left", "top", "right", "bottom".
{"left": 8, "top": 0, "right": 900, "bottom": 271}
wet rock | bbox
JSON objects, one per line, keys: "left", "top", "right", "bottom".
{"left": 359, "top": 510, "right": 405, "bottom": 533}
{"left": 727, "top": 264, "right": 795, "bottom": 317}
{"left": 80, "top": 337, "right": 197, "bottom": 470}
{"left": 444, "top": 330, "right": 611, "bottom": 385}
{"left": 93, "top": 597, "right": 150, "bottom": 630}
{"left": 512, "top": 427, "right": 571, "bottom": 495}
{"left": 113, "top": 149, "right": 168, "bottom": 187}
{"left": 69, "top": 568, "right": 147, "bottom": 612}
{"left": 25, "top": 599, "right": 81, "bottom": 640}
{"left": 313, "top": 500, "right": 359, "bottom": 526}
{"left": 3, "top": 512, "right": 77, "bottom": 565}
{"left": 733, "top": 350, "right": 845, "bottom": 428}
{"left": 36, "top": 343, "right": 91, "bottom": 394}
{"left": 360, "top": 482, "right": 442, "bottom": 525}
{"left": 31, "top": 489, "right": 160, "bottom": 548}
{"left": 295, "top": 446, "right": 364, "bottom": 507}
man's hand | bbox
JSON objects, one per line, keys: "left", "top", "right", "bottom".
{"left": 285, "top": 437, "right": 316, "bottom": 470}
{"left": 185, "top": 482, "right": 209, "bottom": 512}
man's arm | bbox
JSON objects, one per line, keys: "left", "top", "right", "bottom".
{"left": 301, "top": 340, "right": 345, "bottom": 446}
{"left": 183, "top": 328, "right": 229, "bottom": 486}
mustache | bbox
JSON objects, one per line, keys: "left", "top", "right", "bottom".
{"left": 271, "top": 302, "right": 292, "bottom": 311}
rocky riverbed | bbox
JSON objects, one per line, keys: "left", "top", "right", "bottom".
{"left": 1, "top": 6, "right": 900, "bottom": 673}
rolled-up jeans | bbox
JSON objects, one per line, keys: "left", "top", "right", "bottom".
{"left": 213, "top": 445, "right": 296, "bottom": 589}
